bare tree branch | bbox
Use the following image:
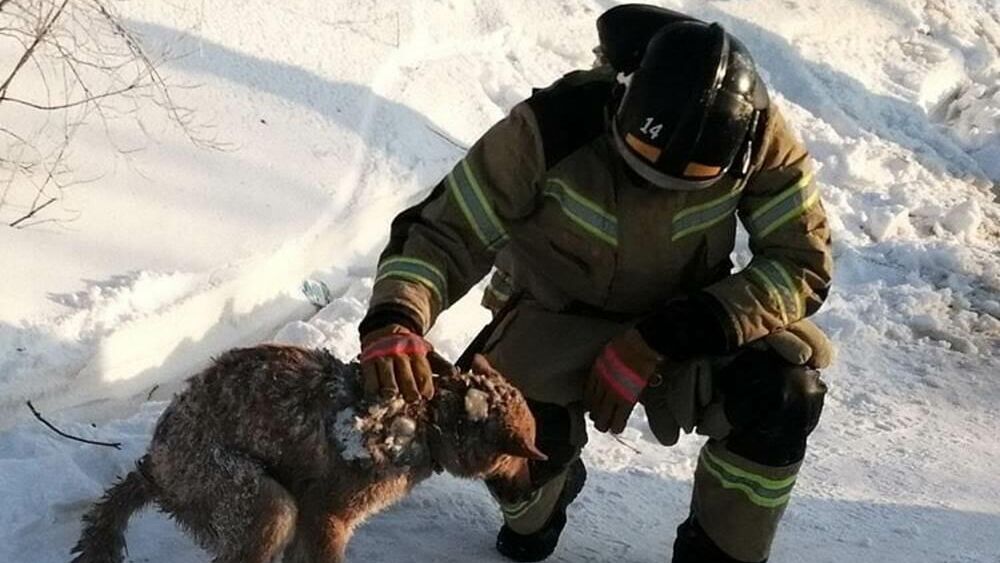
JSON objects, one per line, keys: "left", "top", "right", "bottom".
{"left": 0, "top": 0, "right": 69, "bottom": 99}
{"left": 9, "top": 196, "right": 55, "bottom": 227}
{"left": 1, "top": 0, "right": 221, "bottom": 226}
{"left": 0, "top": 125, "right": 33, "bottom": 145}
{"left": 1, "top": 81, "right": 142, "bottom": 110}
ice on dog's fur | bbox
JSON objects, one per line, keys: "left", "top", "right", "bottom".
{"left": 71, "top": 345, "right": 543, "bottom": 563}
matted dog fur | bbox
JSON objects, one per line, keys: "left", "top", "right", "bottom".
{"left": 71, "top": 345, "right": 544, "bottom": 563}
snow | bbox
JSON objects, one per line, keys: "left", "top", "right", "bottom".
{"left": 1, "top": 0, "right": 998, "bottom": 562}
{"left": 334, "top": 407, "right": 373, "bottom": 463}
{"left": 465, "top": 388, "right": 492, "bottom": 422}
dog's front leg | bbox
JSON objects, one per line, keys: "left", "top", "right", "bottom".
{"left": 285, "top": 505, "right": 351, "bottom": 563}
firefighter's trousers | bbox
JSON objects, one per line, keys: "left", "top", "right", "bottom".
{"left": 483, "top": 300, "right": 827, "bottom": 563}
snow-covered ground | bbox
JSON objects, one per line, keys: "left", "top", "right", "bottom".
{"left": 1, "top": 0, "right": 998, "bottom": 561}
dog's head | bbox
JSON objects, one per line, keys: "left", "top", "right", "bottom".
{"left": 427, "top": 354, "right": 546, "bottom": 479}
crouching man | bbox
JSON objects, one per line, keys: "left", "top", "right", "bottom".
{"left": 358, "top": 5, "right": 833, "bottom": 562}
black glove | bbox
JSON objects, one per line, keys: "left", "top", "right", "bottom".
{"left": 634, "top": 292, "right": 734, "bottom": 361}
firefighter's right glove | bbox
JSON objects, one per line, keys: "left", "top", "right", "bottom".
{"left": 360, "top": 324, "right": 435, "bottom": 402}
{"left": 584, "top": 328, "right": 663, "bottom": 434}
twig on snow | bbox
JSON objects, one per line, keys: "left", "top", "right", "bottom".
{"left": 26, "top": 400, "right": 123, "bottom": 449}
{"left": 425, "top": 123, "right": 468, "bottom": 151}
{"left": 612, "top": 434, "right": 642, "bottom": 455}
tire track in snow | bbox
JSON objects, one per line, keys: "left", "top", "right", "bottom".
{"left": 340, "top": 0, "right": 439, "bottom": 213}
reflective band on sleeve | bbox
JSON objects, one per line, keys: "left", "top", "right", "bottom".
{"left": 747, "top": 172, "right": 818, "bottom": 239}
{"left": 447, "top": 159, "right": 509, "bottom": 251}
{"left": 544, "top": 179, "right": 618, "bottom": 247}
{"left": 764, "top": 259, "right": 803, "bottom": 321}
{"left": 747, "top": 266, "right": 788, "bottom": 325}
{"left": 375, "top": 256, "right": 448, "bottom": 307}
{"left": 700, "top": 448, "right": 797, "bottom": 509}
{"left": 748, "top": 258, "right": 802, "bottom": 323}
{"left": 484, "top": 286, "right": 511, "bottom": 306}
{"left": 672, "top": 187, "right": 743, "bottom": 241}
{"left": 485, "top": 269, "right": 514, "bottom": 304}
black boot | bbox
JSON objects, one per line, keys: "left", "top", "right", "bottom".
{"left": 672, "top": 516, "right": 765, "bottom": 563}
{"left": 495, "top": 458, "right": 587, "bottom": 562}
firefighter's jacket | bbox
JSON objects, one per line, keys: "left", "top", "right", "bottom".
{"left": 367, "top": 68, "right": 833, "bottom": 366}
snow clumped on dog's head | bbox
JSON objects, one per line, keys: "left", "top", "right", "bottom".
{"left": 428, "top": 354, "right": 546, "bottom": 478}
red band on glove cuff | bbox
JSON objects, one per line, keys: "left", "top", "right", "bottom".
{"left": 596, "top": 347, "right": 647, "bottom": 404}
{"left": 360, "top": 334, "right": 431, "bottom": 362}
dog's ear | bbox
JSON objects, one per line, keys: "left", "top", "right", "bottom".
{"left": 500, "top": 432, "right": 548, "bottom": 461}
{"left": 463, "top": 354, "right": 547, "bottom": 461}
{"left": 496, "top": 391, "right": 547, "bottom": 461}
{"left": 469, "top": 354, "right": 501, "bottom": 379}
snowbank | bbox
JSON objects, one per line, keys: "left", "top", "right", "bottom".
{"left": 0, "top": 0, "right": 997, "bottom": 561}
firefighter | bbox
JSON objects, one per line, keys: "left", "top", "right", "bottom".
{"left": 358, "top": 5, "right": 833, "bottom": 562}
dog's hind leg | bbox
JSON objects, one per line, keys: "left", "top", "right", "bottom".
{"left": 154, "top": 451, "right": 297, "bottom": 563}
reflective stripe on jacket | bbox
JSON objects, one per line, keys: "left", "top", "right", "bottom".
{"left": 368, "top": 68, "right": 833, "bottom": 348}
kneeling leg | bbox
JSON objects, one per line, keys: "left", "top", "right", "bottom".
{"left": 677, "top": 350, "right": 827, "bottom": 563}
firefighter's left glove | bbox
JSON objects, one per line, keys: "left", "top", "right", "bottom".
{"left": 584, "top": 328, "right": 663, "bottom": 434}
{"left": 360, "top": 324, "right": 435, "bottom": 402}
{"left": 764, "top": 319, "right": 834, "bottom": 369}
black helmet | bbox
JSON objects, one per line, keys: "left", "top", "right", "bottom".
{"left": 596, "top": 4, "right": 695, "bottom": 73}
{"left": 608, "top": 19, "right": 770, "bottom": 190}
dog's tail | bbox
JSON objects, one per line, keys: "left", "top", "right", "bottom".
{"left": 70, "top": 457, "right": 156, "bottom": 563}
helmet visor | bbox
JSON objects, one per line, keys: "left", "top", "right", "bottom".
{"left": 611, "top": 119, "right": 726, "bottom": 191}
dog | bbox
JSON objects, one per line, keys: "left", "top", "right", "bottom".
{"left": 71, "top": 345, "right": 545, "bottom": 562}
